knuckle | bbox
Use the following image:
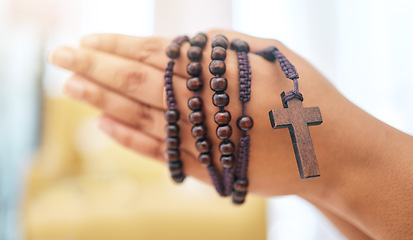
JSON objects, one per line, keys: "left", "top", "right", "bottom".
{"left": 135, "top": 38, "right": 163, "bottom": 61}
{"left": 117, "top": 65, "right": 147, "bottom": 94}
{"left": 118, "top": 131, "right": 132, "bottom": 148}
{"left": 151, "top": 144, "right": 164, "bottom": 161}
{"left": 86, "top": 86, "right": 106, "bottom": 108}
{"left": 133, "top": 104, "right": 154, "bottom": 126}
{"left": 75, "top": 50, "right": 94, "bottom": 74}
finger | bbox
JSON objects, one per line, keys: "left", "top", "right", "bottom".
{"left": 64, "top": 74, "right": 168, "bottom": 140}
{"left": 49, "top": 46, "right": 189, "bottom": 109}
{"left": 81, "top": 34, "right": 173, "bottom": 70}
{"left": 98, "top": 115, "right": 216, "bottom": 184}
{"left": 98, "top": 115, "right": 164, "bottom": 161}
{"left": 79, "top": 30, "right": 283, "bottom": 68}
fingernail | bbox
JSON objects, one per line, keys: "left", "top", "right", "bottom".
{"left": 99, "top": 118, "right": 113, "bottom": 135}
{"left": 49, "top": 47, "right": 74, "bottom": 67}
{"left": 64, "top": 80, "right": 84, "bottom": 99}
{"left": 82, "top": 36, "right": 99, "bottom": 48}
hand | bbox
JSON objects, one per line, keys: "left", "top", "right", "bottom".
{"left": 48, "top": 30, "right": 347, "bottom": 197}
{"left": 48, "top": 30, "right": 413, "bottom": 239}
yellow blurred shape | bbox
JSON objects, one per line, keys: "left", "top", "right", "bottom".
{"left": 24, "top": 97, "right": 266, "bottom": 240}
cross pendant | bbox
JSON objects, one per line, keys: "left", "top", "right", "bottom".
{"left": 269, "top": 92, "right": 323, "bottom": 179}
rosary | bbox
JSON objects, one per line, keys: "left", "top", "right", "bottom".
{"left": 164, "top": 33, "right": 323, "bottom": 205}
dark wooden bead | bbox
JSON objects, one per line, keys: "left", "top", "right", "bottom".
{"left": 209, "top": 60, "right": 226, "bottom": 75}
{"left": 166, "top": 124, "right": 179, "bottom": 137}
{"left": 212, "top": 36, "right": 228, "bottom": 49}
{"left": 216, "top": 125, "right": 232, "bottom": 140}
{"left": 186, "top": 77, "right": 203, "bottom": 91}
{"left": 211, "top": 46, "right": 226, "bottom": 60}
{"left": 165, "top": 149, "right": 179, "bottom": 161}
{"left": 190, "top": 34, "right": 207, "bottom": 48}
{"left": 188, "top": 96, "right": 203, "bottom": 111}
{"left": 165, "top": 109, "right": 179, "bottom": 123}
{"left": 187, "top": 62, "right": 202, "bottom": 77}
{"left": 212, "top": 93, "right": 229, "bottom": 107}
{"left": 263, "top": 46, "right": 277, "bottom": 62}
{"left": 233, "top": 179, "right": 248, "bottom": 192}
{"left": 191, "top": 124, "right": 207, "bottom": 139}
{"left": 219, "top": 141, "right": 235, "bottom": 155}
{"left": 168, "top": 160, "right": 183, "bottom": 174}
{"left": 171, "top": 172, "right": 185, "bottom": 183}
{"left": 232, "top": 191, "right": 246, "bottom": 204}
{"left": 166, "top": 43, "right": 180, "bottom": 59}
{"left": 187, "top": 46, "right": 203, "bottom": 62}
{"left": 196, "top": 139, "right": 211, "bottom": 153}
{"left": 198, "top": 153, "right": 212, "bottom": 167}
{"left": 230, "top": 38, "right": 241, "bottom": 50}
{"left": 232, "top": 39, "right": 250, "bottom": 52}
{"left": 189, "top": 111, "right": 205, "bottom": 125}
{"left": 212, "top": 34, "right": 228, "bottom": 42}
{"left": 237, "top": 116, "right": 253, "bottom": 131}
{"left": 210, "top": 77, "right": 227, "bottom": 92}
{"left": 214, "top": 111, "right": 231, "bottom": 125}
{"left": 220, "top": 154, "right": 234, "bottom": 168}
{"left": 166, "top": 137, "right": 179, "bottom": 149}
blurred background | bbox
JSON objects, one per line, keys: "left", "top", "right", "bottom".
{"left": 0, "top": 0, "right": 412, "bottom": 239}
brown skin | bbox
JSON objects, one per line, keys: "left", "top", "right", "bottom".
{"left": 49, "top": 30, "right": 413, "bottom": 239}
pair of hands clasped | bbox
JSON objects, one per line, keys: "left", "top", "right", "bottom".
{"left": 49, "top": 30, "right": 332, "bottom": 196}
{"left": 49, "top": 30, "right": 413, "bottom": 240}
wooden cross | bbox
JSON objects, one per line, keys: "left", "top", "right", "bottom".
{"left": 269, "top": 92, "right": 323, "bottom": 179}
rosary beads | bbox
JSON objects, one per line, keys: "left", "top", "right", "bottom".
{"left": 187, "top": 33, "right": 225, "bottom": 196}
{"left": 209, "top": 34, "right": 235, "bottom": 197}
{"left": 231, "top": 39, "right": 253, "bottom": 204}
{"left": 165, "top": 35, "right": 189, "bottom": 183}
{"left": 164, "top": 33, "right": 323, "bottom": 204}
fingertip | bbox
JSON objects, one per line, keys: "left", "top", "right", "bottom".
{"left": 81, "top": 34, "right": 100, "bottom": 48}
{"left": 48, "top": 46, "right": 75, "bottom": 67}
{"left": 99, "top": 116, "right": 114, "bottom": 135}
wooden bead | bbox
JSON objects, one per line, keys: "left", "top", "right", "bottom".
{"left": 166, "top": 124, "right": 179, "bottom": 137}
{"left": 187, "top": 77, "right": 203, "bottom": 91}
{"left": 210, "top": 77, "right": 227, "bottom": 92}
{"left": 263, "top": 46, "right": 277, "bottom": 62}
{"left": 171, "top": 172, "right": 185, "bottom": 183}
{"left": 232, "top": 191, "right": 246, "bottom": 204}
{"left": 212, "top": 34, "right": 228, "bottom": 42}
{"left": 190, "top": 34, "right": 207, "bottom": 48}
{"left": 196, "top": 139, "right": 211, "bottom": 153}
{"left": 165, "top": 109, "right": 179, "bottom": 123}
{"left": 230, "top": 38, "right": 241, "bottom": 50}
{"left": 233, "top": 179, "right": 248, "bottom": 192}
{"left": 187, "top": 46, "right": 203, "bottom": 62}
{"left": 198, "top": 153, "right": 212, "bottom": 167}
{"left": 237, "top": 116, "right": 253, "bottom": 131}
{"left": 231, "top": 39, "right": 250, "bottom": 52}
{"left": 188, "top": 96, "right": 203, "bottom": 111}
{"left": 214, "top": 111, "right": 231, "bottom": 125}
{"left": 166, "top": 43, "right": 180, "bottom": 59}
{"left": 216, "top": 125, "right": 232, "bottom": 140}
{"left": 211, "top": 46, "right": 226, "bottom": 60}
{"left": 209, "top": 60, "right": 226, "bottom": 75}
{"left": 168, "top": 160, "right": 182, "bottom": 174}
{"left": 166, "top": 137, "right": 179, "bottom": 149}
{"left": 165, "top": 149, "right": 179, "bottom": 161}
{"left": 212, "top": 36, "right": 228, "bottom": 49}
{"left": 212, "top": 93, "right": 229, "bottom": 107}
{"left": 189, "top": 111, "right": 205, "bottom": 125}
{"left": 220, "top": 154, "right": 234, "bottom": 168}
{"left": 192, "top": 124, "right": 207, "bottom": 139}
{"left": 219, "top": 141, "right": 235, "bottom": 155}
{"left": 187, "top": 62, "right": 202, "bottom": 77}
